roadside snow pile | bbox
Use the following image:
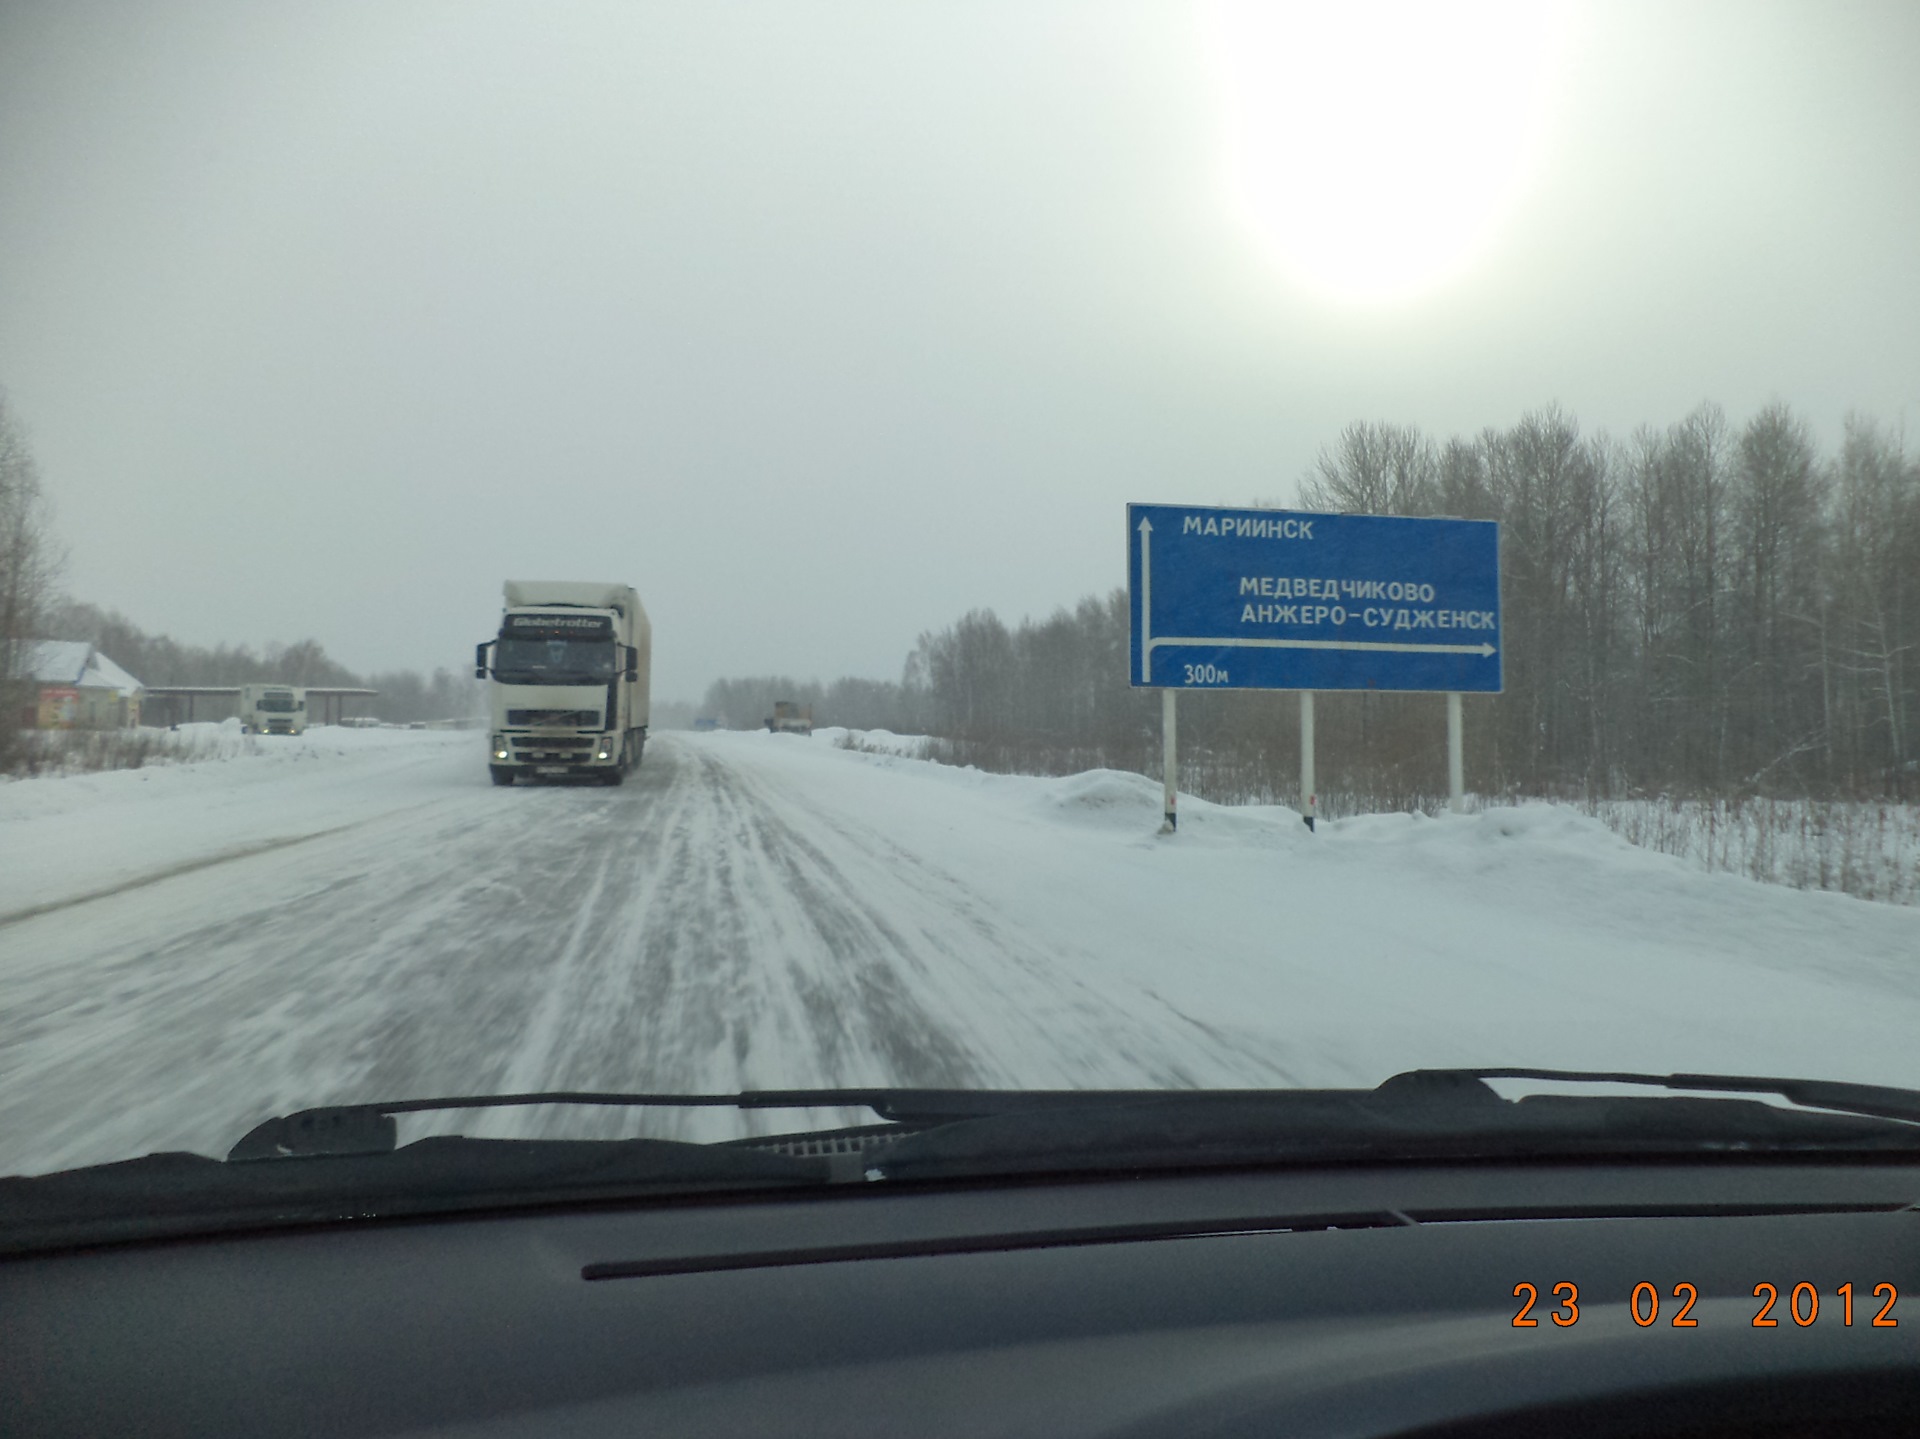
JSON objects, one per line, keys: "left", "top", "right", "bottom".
{"left": 2, "top": 720, "right": 260, "bottom": 780}
{"left": 0, "top": 724, "right": 460, "bottom": 811}
{"left": 0, "top": 727, "right": 476, "bottom": 919}
{"left": 816, "top": 727, "right": 934, "bottom": 758}
{"left": 1037, "top": 768, "right": 1162, "bottom": 828}
{"left": 1031, "top": 769, "right": 1314, "bottom": 854}
{"left": 783, "top": 728, "right": 1920, "bottom": 910}
{"left": 707, "top": 728, "right": 1920, "bottom": 1088}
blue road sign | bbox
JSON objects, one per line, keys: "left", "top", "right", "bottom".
{"left": 1128, "top": 504, "right": 1502, "bottom": 693}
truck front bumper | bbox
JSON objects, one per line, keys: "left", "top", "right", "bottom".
{"left": 493, "top": 732, "right": 619, "bottom": 773}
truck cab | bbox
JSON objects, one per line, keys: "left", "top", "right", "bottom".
{"left": 477, "top": 582, "right": 651, "bottom": 786}
{"left": 239, "top": 684, "right": 307, "bottom": 736}
{"left": 765, "top": 700, "right": 813, "bottom": 735}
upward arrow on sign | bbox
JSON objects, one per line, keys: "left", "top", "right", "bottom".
{"left": 1137, "top": 517, "right": 1153, "bottom": 682}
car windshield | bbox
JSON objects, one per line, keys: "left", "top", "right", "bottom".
{"left": 1, "top": 3, "right": 1918, "bottom": 1228}
{"left": 492, "top": 638, "right": 617, "bottom": 685}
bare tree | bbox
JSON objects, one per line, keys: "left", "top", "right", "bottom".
{"left": 1826, "top": 415, "right": 1918, "bottom": 795}
{"left": 0, "top": 390, "right": 62, "bottom": 771}
{"left": 1299, "top": 421, "right": 1438, "bottom": 516}
{"left": 1727, "top": 404, "right": 1825, "bottom": 789}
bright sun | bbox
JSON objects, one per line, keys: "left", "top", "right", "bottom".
{"left": 1204, "top": 0, "right": 1575, "bottom": 304}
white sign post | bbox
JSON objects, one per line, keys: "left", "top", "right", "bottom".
{"left": 1160, "top": 689, "right": 1178, "bottom": 833}
{"left": 1300, "top": 691, "right": 1317, "bottom": 832}
{"left": 1447, "top": 691, "right": 1465, "bottom": 814}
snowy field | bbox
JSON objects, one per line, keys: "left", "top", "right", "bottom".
{"left": 4, "top": 726, "right": 1920, "bottom": 1176}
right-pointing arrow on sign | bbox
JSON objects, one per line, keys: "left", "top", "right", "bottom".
{"left": 1150, "top": 637, "right": 1496, "bottom": 658}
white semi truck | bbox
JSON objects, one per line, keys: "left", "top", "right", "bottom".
{"left": 238, "top": 684, "right": 307, "bottom": 735}
{"left": 475, "top": 581, "right": 651, "bottom": 786}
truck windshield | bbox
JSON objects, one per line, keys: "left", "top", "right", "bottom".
{"left": 492, "top": 638, "right": 616, "bottom": 685}
{"left": 257, "top": 695, "right": 295, "bottom": 712}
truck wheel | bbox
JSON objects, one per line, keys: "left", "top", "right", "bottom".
{"left": 489, "top": 766, "right": 515, "bottom": 787}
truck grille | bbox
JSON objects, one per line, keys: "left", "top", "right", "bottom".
{"left": 507, "top": 709, "right": 600, "bottom": 727}
{"left": 512, "top": 736, "right": 595, "bottom": 756}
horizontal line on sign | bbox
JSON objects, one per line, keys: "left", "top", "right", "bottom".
{"left": 1148, "top": 637, "right": 1495, "bottom": 658}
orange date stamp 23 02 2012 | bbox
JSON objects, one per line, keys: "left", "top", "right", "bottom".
{"left": 1512, "top": 1281, "right": 1900, "bottom": 1330}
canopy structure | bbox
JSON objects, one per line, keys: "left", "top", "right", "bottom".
{"left": 141, "top": 687, "right": 379, "bottom": 727}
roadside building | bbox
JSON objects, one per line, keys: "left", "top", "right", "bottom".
{"left": 14, "top": 641, "right": 145, "bottom": 729}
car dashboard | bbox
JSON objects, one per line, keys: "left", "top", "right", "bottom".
{"left": 5, "top": 1156, "right": 1919, "bottom": 1437}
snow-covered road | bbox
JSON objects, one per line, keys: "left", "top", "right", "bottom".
{"left": 5, "top": 728, "right": 1920, "bottom": 1176}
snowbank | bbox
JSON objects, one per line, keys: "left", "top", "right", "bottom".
{"left": 0, "top": 727, "right": 476, "bottom": 919}
{"left": 689, "top": 726, "right": 1920, "bottom": 1090}
{"left": 811, "top": 726, "right": 935, "bottom": 758}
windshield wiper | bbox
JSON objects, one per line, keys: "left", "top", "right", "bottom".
{"left": 1455, "top": 1067, "right": 1920, "bottom": 1125}
{"left": 226, "top": 1070, "right": 1920, "bottom": 1163}
{"left": 12, "top": 1074, "right": 1919, "bottom": 1257}
{"left": 227, "top": 1088, "right": 958, "bottom": 1159}
{"left": 858, "top": 1070, "right": 1920, "bottom": 1183}
{"left": 0, "top": 1130, "right": 830, "bottom": 1258}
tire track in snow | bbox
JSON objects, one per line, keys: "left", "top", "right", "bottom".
{"left": 707, "top": 747, "right": 1308, "bottom": 1092}
{"left": 466, "top": 744, "right": 1000, "bottom": 1143}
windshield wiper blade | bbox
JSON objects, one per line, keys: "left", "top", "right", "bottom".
{"left": 223, "top": 1090, "right": 882, "bottom": 1160}
{"left": 1449, "top": 1069, "right": 1920, "bottom": 1127}
{"left": 861, "top": 1072, "right": 1920, "bottom": 1183}
{"left": 0, "top": 1138, "right": 830, "bottom": 1258}
{"left": 226, "top": 1086, "right": 1275, "bottom": 1159}
{"left": 229, "top": 1069, "right": 1920, "bottom": 1162}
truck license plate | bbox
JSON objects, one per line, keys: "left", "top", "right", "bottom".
{"left": 536, "top": 766, "right": 569, "bottom": 775}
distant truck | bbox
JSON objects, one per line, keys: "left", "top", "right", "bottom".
{"left": 475, "top": 581, "right": 650, "bottom": 786}
{"left": 239, "top": 684, "right": 307, "bottom": 736}
{"left": 765, "top": 701, "right": 812, "bottom": 735}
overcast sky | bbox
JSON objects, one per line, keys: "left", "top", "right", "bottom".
{"left": 2, "top": 0, "right": 1916, "bottom": 699}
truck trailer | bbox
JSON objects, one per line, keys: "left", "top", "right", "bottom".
{"left": 238, "top": 684, "right": 307, "bottom": 735}
{"left": 475, "top": 581, "right": 651, "bottom": 786}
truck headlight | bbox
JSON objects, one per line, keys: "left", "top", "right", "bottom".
{"left": 595, "top": 736, "right": 614, "bottom": 760}
{"left": 492, "top": 736, "right": 509, "bottom": 760}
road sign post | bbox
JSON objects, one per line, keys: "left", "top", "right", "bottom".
{"left": 1447, "top": 691, "right": 1465, "bottom": 814}
{"left": 1129, "top": 504, "right": 1500, "bottom": 828}
{"left": 1161, "top": 689, "right": 1177, "bottom": 833}
{"left": 1300, "top": 690, "right": 1316, "bottom": 832}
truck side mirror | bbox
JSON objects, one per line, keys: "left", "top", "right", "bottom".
{"left": 624, "top": 645, "right": 639, "bottom": 682}
{"left": 474, "top": 642, "right": 489, "bottom": 680}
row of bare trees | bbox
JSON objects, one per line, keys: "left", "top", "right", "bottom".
{"left": 47, "top": 601, "right": 369, "bottom": 691}
{"left": 1293, "top": 403, "right": 1917, "bottom": 798}
{"left": 707, "top": 403, "right": 1918, "bottom": 806}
